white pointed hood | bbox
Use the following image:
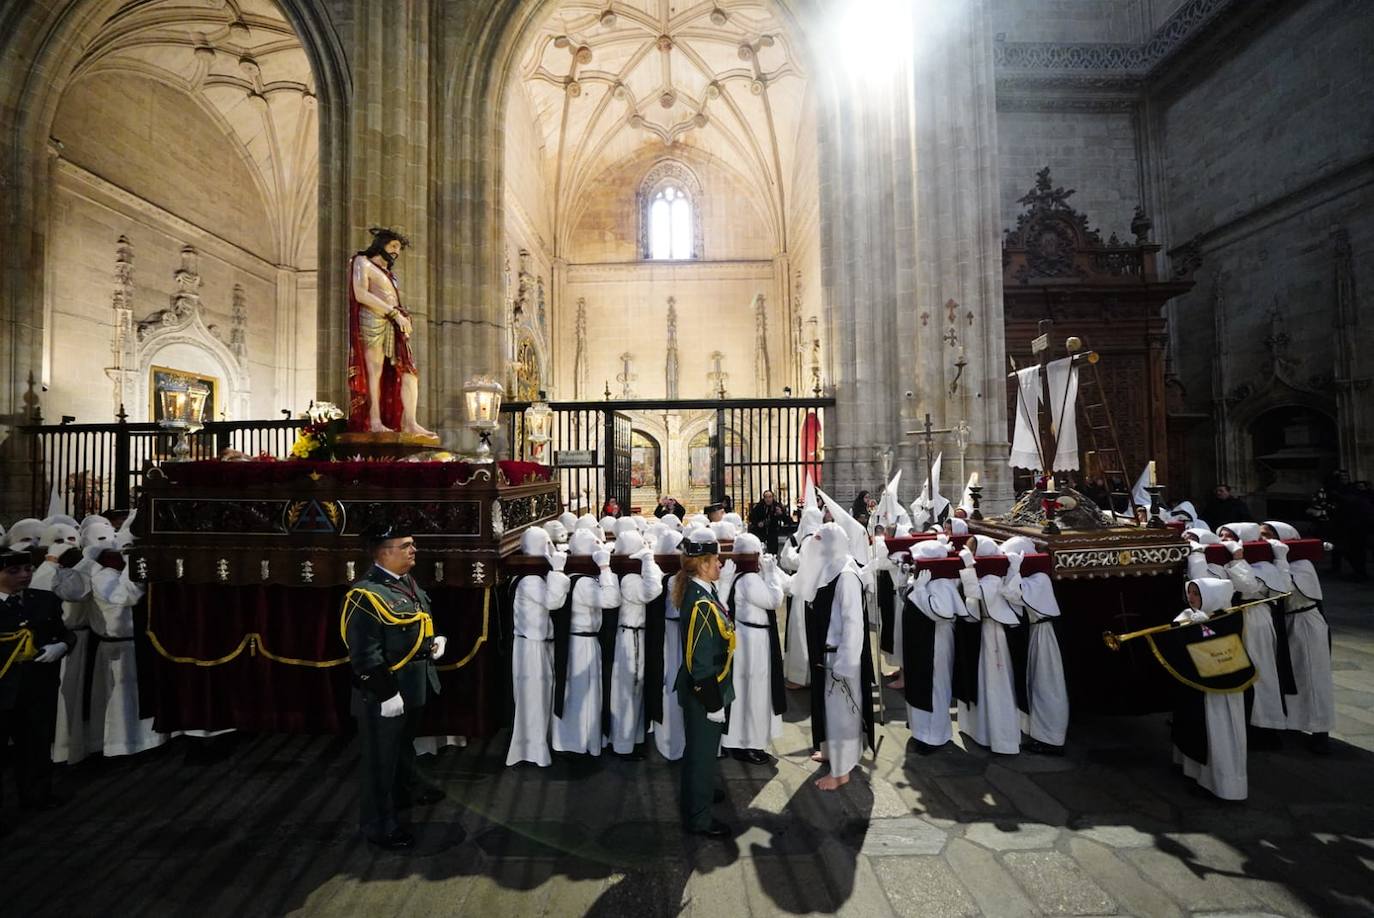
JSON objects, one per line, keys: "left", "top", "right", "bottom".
{"left": 542, "top": 520, "right": 569, "bottom": 545}
{"left": 656, "top": 529, "right": 685, "bottom": 555}
{"left": 558, "top": 511, "right": 579, "bottom": 531}
{"left": 520, "top": 526, "right": 552, "bottom": 557}
{"left": 659, "top": 513, "right": 683, "bottom": 532}
{"left": 816, "top": 487, "right": 869, "bottom": 563}
{"left": 803, "top": 475, "right": 819, "bottom": 514}
{"left": 614, "top": 530, "right": 645, "bottom": 556}
{"left": 568, "top": 528, "right": 601, "bottom": 556}
{"left": 795, "top": 507, "right": 823, "bottom": 541}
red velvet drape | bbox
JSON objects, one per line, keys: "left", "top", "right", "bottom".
{"left": 142, "top": 583, "right": 500, "bottom": 736}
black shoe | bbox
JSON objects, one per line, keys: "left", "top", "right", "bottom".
{"left": 912, "top": 740, "right": 940, "bottom": 756}
{"left": 741, "top": 749, "right": 774, "bottom": 766}
{"left": 1307, "top": 733, "right": 1331, "bottom": 756}
{"left": 686, "top": 820, "right": 732, "bottom": 839}
{"left": 414, "top": 786, "right": 444, "bottom": 805}
{"left": 713, "top": 787, "right": 727, "bottom": 803}
{"left": 368, "top": 829, "right": 415, "bottom": 850}
{"left": 617, "top": 750, "right": 647, "bottom": 762}
{"left": 1023, "top": 739, "right": 1065, "bottom": 757}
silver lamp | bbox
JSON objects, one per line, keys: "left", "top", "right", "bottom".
{"left": 523, "top": 390, "right": 553, "bottom": 462}
{"left": 463, "top": 375, "right": 504, "bottom": 463}
{"left": 158, "top": 377, "right": 209, "bottom": 461}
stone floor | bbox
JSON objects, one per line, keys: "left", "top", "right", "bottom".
{"left": 3, "top": 578, "right": 1372, "bottom": 917}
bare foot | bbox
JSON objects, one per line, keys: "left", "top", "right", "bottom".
{"left": 887, "top": 677, "right": 905, "bottom": 690}
{"left": 401, "top": 423, "right": 437, "bottom": 438}
{"left": 810, "top": 750, "right": 828, "bottom": 763}
{"left": 814, "top": 773, "right": 850, "bottom": 791}
{"left": 368, "top": 419, "right": 394, "bottom": 433}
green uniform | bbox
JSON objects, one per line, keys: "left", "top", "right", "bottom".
{"left": 675, "top": 578, "right": 736, "bottom": 831}
{"left": 341, "top": 565, "right": 442, "bottom": 840}
{"left": 1, "top": 588, "right": 74, "bottom": 808}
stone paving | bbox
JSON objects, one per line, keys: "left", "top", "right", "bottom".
{"left": 2, "top": 579, "right": 1372, "bottom": 917}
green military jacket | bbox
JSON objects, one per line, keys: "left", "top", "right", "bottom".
{"left": 342, "top": 565, "right": 442, "bottom": 708}
{"left": 674, "top": 577, "right": 736, "bottom": 712}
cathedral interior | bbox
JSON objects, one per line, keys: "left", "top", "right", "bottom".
{"left": 0, "top": 0, "right": 1367, "bottom": 518}
{"left": 3, "top": 4, "right": 1374, "bottom": 917}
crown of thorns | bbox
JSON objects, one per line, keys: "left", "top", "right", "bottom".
{"left": 367, "top": 226, "right": 411, "bottom": 248}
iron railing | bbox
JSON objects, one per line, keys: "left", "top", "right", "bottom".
{"left": 20, "top": 418, "right": 305, "bottom": 517}
{"left": 501, "top": 397, "right": 832, "bottom": 516}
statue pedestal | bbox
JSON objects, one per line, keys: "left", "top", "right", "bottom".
{"left": 336, "top": 431, "right": 443, "bottom": 461}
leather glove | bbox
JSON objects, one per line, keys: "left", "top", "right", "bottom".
{"left": 1267, "top": 538, "right": 1290, "bottom": 561}
{"left": 548, "top": 549, "right": 567, "bottom": 572}
{"left": 430, "top": 635, "right": 447, "bottom": 661}
{"left": 706, "top": 708, "right": 726, "bottom": 724}
{"left": 592, "top": 549, "right": 611, "bottom": 569}
{"left": 1220, "top": 540, "right": 1243, "bottom": 559}
{"left": 379, "top": 693, "right": 405, "bottom": 718}
{"left": 959, "top": 548, "right": 976, "bottom": 569}
{"left": 34, "top": 642, "right": 68, "bottom": 664}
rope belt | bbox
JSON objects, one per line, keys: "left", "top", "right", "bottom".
{"left": 571, "top": 631, "right": 600, "bottom": 637}
{"left": 516, "top": 633, "right": 554, "bottom": 642}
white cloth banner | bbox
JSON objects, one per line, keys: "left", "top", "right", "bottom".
{"left": 1009, "top": 367, "right": 1042, "bottom": 470}
{"left": 1045, "top": 357, "right": 1079, "bottom": 471}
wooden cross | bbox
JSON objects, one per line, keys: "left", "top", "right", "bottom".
{"left": 905, "top": 411, "right": 955, "bottom": 518}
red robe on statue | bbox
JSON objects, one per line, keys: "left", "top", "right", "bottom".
{"left": 347, "top": 256, "right": 417, "bottom": 432}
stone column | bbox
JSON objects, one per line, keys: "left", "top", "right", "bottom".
{"left": 816, "top": 0, "right": 1008, "bottom": 505}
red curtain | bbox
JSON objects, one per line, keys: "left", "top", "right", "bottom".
{"left": 142, "top": 583, "right": 500, "bottom": 736}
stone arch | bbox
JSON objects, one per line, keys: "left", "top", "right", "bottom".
{"left": 636, "top": 159, "right": 705, "bottom": 260}
{"left": 0, "top": 0, "right": 350, "bottom": 420}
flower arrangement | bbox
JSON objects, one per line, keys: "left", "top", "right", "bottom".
{"left": 290, "top": 402, "right": 347, "bottom": 460}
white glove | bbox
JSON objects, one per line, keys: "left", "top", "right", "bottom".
{"left": 915, "top": 568, "right": 932, "bottom": 588}
{"left": 430, "top": 635, "right": 447, "bottom": 661}
{"left": 1267, "top": 538, "right": 1290, "bottom": 561}
{"left": 720, "top": 559, "right": 737, "bottom": 582}
{"left": 871, "top": 537, "right": 888, "bottom": 566}
{"left": 1220, "top": 540, "right": 1243, "bottom": 559}
{"left": 379, "top": 693, "right": 405, "bottom": 717}
{"left": 34, "top": 642, "right": 68, "bottom": 664}
{"left": 633, "top": 547, "right": 654, "bottom": 561}
{"left": 959, "top": 548, "right": 976, "bottom": 569}
{"left": 1005, "top": 551, "right": 1023, "bottom": 576}
{"left": 1189, "top": 540, "right": 1208, "bottom": 553}
{"left": 592, "top": 549, "right": 611, "bottom": 569}
{"left": 548, "top": 550, "right": 567, "bottom": 572}
{"left": 706, "top": 708, "right": 726, "bottom": 724}
{"left": 760, "top": 555, "right": 776, "bottom": 578}
{"left": 1174, "top": 609, "right": 1209, "bottom": 625}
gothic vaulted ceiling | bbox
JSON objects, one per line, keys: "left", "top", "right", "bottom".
{"left": 66, "top": 0, "right": 317, "bottom": 268}
{"left": 519, "top": 0, "right": 809, "bottom": 252}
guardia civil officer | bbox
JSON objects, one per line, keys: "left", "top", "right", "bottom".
{"left": 342, "top": 522, "right": 447, "bottom": 850}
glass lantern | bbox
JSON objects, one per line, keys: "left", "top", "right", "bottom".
{"left": 157, "top": 377, "right": 209, "bottom": 460}
{"left": 462, "top": 375, "right": 505, "bottom": 462}
{"left": 523, "top": 390, "right": 553, "bottom": 462}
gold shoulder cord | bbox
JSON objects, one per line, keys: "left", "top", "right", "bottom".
{"left": 0, "top": 628, "right": 38, "bottom": 680}
{"left": 684, "top": 596, "right": 736, "bottom": 684}
{"left": 340, "top": 587, "right": 434, "bottom": 672}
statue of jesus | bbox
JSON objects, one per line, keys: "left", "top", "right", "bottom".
{"left": 347, "top": 227, "right": 435, "bottom": 437}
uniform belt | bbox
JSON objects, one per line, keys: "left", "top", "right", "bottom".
{"left": 738, "top": 620, "right": 771, "bottom": 630}
{"left": 516, "top": 633, "right": 554, "bottom": 642}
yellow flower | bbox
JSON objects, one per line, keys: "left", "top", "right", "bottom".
{"left": 290, "top": 433, "right": 320, "bottom": 458}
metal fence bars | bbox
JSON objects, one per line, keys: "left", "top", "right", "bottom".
{"left": 21, "top": 418, "right": 304, "bottom": 517}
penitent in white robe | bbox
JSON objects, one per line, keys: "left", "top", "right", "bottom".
{"left": 1008, "top": 569, "right": 1069, "bottom": 748}
{"left": 42, "top": 562, "right": 96, "bottom": 764}
{"left": 506, "top": 569, "right": 572, "bottom": 766}
{"left": 722, "top": 569, "right": 786, "bottom": 751}
{"left": 1174, "top": 691, "right": 1248, "bottom": 801}
{"left": 1227, "top": 559, "right": 1286, "bottom": 730}
{"left": 779, "top": 534, "right": 813, "bottom": 686}
{"left": 608, "top": 558, "right": 664, "bottom": 754}
{"left": 1282, "top": 561, "right": 1334, "bottom": 734}
{"left": 88, "top": 566, "right": 166, "bottom": 757}
{"left": 956, "top": 617, "right": 1021, "bottom": 755}
{"left": 821, "top": 568, "right": 866, "bottom": 779}
{"left": 553, "top": 569, "right": 619, "bottom": 755}
{"left": 653, "top": 583, "right": 686, "bottom": 761}
{"left": 904, "top": 573, "right": 958, "bottom": 747}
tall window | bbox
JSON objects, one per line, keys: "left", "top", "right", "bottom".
{"left": 649, "top": 185, "right": 693, "bottom": 260}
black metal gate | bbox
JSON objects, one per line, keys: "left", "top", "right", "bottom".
{"left": 503, "top": 398, "right": 831, "bottom": 516}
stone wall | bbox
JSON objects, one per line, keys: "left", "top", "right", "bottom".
{"left": 45, "top": 74, "right": 315, "bottom": 424}
{"left": 1157, "top": 0, "right": 1374, "bottom": 501}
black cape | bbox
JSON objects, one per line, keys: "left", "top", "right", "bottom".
{"left": 876, "top": 568, "right": 896, "bottom": 655}
{"left": 900, "top": 597, "right": 937, "bottom": 711}
{"left": 551, "top": 574, "right": 586, "bottom": 719}
{"left": 644, "top": 572, "right": 672, "bottom": 725}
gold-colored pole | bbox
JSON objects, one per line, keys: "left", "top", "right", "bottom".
{"left": 1102, "top": 593, "right": 1291, "bottom": 651}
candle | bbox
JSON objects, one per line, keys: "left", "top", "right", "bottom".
{"left": 1148, "top": 460, "right": 1157, "bottom": 487}
{"left": 1046, "top": 475, "right": 1056, "bottom": 491}
{"left": 969, "top": 471, "right": 979, "bottom": 487}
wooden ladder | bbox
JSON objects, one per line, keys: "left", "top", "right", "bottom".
{"left": 1077, "top": 352, "right": 1133, "bottom": 512}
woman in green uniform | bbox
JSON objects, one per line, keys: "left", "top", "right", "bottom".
{"left": 674, "top": 530, "right": 736, "bottom": 838}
